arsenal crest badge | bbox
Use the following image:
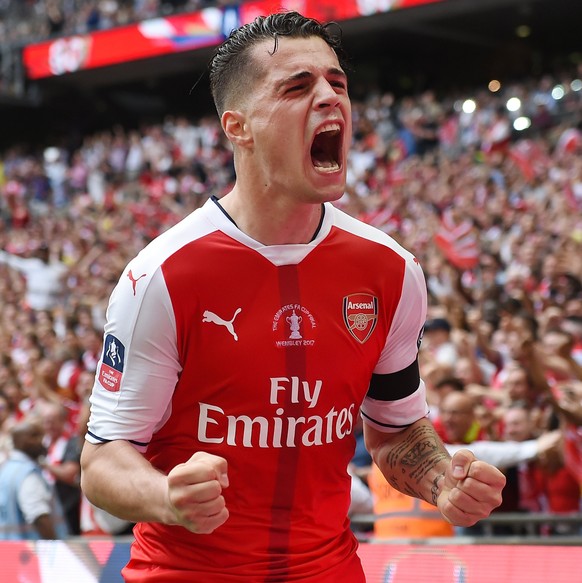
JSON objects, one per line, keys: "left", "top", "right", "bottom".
{"left": 343, "top": 293, "right": 378, "bottom": 344}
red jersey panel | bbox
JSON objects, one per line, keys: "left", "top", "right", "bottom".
{"left": 87, "top": 199, "right": 428, "bottom": 581}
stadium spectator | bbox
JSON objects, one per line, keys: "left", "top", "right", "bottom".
{"left": 0, "top": 243, "right": 69, "bottom": 312}
{"left": 0, "top": 375, "right": 26, "bottom": 422}
{"left": 350, "top": 413, "right": 373, "bottom": 484}
{"left": 501, "top": 402, "right": 580, "bottom": 536}
{"left": 464, "top": 362, "right": 543, "bottom": 422}
{"left": 420, "top": 317, "right": 458, "bottom": 369}
{"left": 425, "top": 375, "right": 464, "bottom": 423}
{"left": 368, "top": 462, "right": 455, "bottom": 538}
{"left": 365, "top": 429, "right": 565, "bottom": 539}
{"left": 550, "top": 381, "right": 582, "bottom": 492}
{"left": 433, "top": 390, "right": 488, "bottom": 445}
{"left": 0, "top": 417, "right": 68, "bottom": 539}
{"left": 37, "top": 400, "right": 82, "bottom": 535}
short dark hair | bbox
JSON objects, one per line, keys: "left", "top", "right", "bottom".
{"left": 209, "top": 11, "right": 346, "bottom": 117}
{"left": 434, "top": 376, "right": 465, "bottom": 392}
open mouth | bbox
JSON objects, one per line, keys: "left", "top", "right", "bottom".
{"left": 311, "top": 123, "right": 342, "bottom": 173}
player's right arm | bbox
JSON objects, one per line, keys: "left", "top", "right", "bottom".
{"left": 81, "top": 441, "right": 230, "bottom": 534}
{"left": 82, "top": 242, "right": 229, "bottom": 534}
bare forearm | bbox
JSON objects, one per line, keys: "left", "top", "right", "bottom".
{"left": 365, "top": 418, "right": 451, "bottom": 505}
{"left": 43, "top": 461, "right": 80, "bottom": 486}
{"left": 80, "top": 440, "right": 175, "bottom": 525}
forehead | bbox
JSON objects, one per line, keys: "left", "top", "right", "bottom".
{"left": 250, "top": 35, "right": 343, "bottom": 80}
{"left": 505, "top": 409, "right": 528, "bottom": 422}
{"left": 442, "top": 394, "right": 472, "bottom": 411}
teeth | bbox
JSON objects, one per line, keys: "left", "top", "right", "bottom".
{"left": 314, "top": 161, "right": 340, "bottom": 172}
{"left": 316, "top": 123, "right": 341, "bottom": 136}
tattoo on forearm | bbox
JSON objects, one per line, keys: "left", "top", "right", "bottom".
{"left": 409, "top": 452, "right": 449, "bottom": 485}
{"left": 381, "top": 423, "right": 450, "bottom": 502}
{"left": 386, "top": 425, "right": 429, "bottom": 469}
{"left": 403, "top": 484, "right": 418, "bottom": 498}
{"left": 401, "top": 438, "right": 438, "bottom": 467}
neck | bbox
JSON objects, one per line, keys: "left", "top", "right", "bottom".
{"left": 218, "top": 187, "right": 324, "bottom": 245}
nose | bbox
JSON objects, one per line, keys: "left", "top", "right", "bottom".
{"left": 314, "top": 78, "right": 340, "bottom": 110}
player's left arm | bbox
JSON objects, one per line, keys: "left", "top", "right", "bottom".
{"left": 363, "top": 251, "right": 504, "bottom": 526}
{"left": 364, "top": 419, "right": 505, "bottom": 526}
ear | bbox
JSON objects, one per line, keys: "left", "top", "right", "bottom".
{"left": 221, "top": 110, "right": 252, "bottom": 147}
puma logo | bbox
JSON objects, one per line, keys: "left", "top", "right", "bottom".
{"left": 127, "top": 269, "right": 147, "bottom": 295}
{"left": 202, "top": 308, "right": 242, "bottom": 341}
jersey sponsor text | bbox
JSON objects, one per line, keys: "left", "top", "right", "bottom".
{"left": 197, "top": 376, "right": 355, "bottom": 448}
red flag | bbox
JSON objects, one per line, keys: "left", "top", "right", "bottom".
{"left": 508, "top": 139, "right": 549, "bottom": 182}
{"left": 434, "top": 208, "right": 479, "bottom": 270}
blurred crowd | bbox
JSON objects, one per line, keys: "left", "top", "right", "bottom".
{"left": 0, "top": 0, "right": 237, "bottom": 47}
{"left": 0, "top": 0, "right": 246, "bottom": 97}
{"left": 1, "top": 63, "right": 582, "bottom": 540}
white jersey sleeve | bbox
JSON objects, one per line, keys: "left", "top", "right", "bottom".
{"left": 360, "top": 244, "right": 429, "bottom": 433}
{"left": 86, "top": 261, "right": 180, "bottom": 451}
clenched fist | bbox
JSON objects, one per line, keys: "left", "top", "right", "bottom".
{"left": 167, "top": 451, "right": 230, "bottom": 534}
{"left": 437, "top": 449, "right": 505, "bottom": 527}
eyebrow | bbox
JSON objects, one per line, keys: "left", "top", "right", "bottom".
{"left": 276, "top": 67, "right": 347, "bottom": 91}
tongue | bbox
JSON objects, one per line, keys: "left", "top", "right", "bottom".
{"left": 311, "top": 140, "right": 336, "bottom": 169}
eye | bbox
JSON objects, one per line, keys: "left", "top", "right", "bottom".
{"left": 286, "top": 84, "right": 305, "bottom": 94}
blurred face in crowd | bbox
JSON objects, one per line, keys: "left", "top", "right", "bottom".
{"left": 454, "top": 357, "right": 478, "bottom": 385}
{"left": 76, "top": 369, "right": 95, "bottom": 402}
{"left": 541, "top": 254, "right": 559, "bottom": 281}
{"left": 2, "top": 380, "right": 23, "bottom": 408}
{"left": 503, "top": 366, "right": 530, "bottom": 402}
{"left": 506, "top": 329, "right": 534, "bottom": 361}
{"left": 42, "top": 403, "right": 67, "bottom": 441}
{"left": 439, "top": 392, "right": 476, "bottom": 443}
{"left": 541, "top": 329, "right": 571, "bottom": 356}
{"left": 12, "top": 420, "right": 47, "bottom": 460}
{"left": 421, "top": 328, "right": 450, "bottom": 349}
{"left": 503, "top": 407, "right": 532, "bottom": 442}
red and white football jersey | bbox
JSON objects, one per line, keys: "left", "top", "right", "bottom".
{"left": 86, "top": 198, "right": 429, "bottom": 582}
